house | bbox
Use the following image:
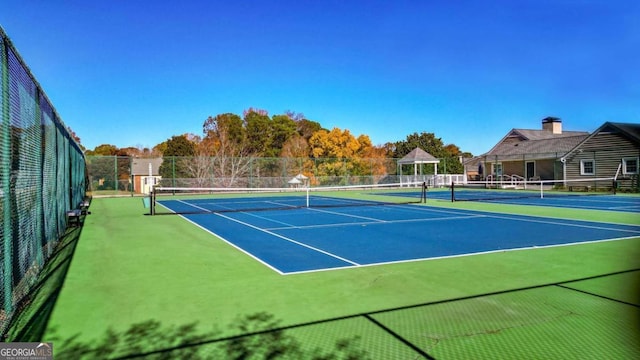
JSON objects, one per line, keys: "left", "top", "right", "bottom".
{"left": 561, "top": 122, "right": 640, "bottom": 192}
{"left": 478, "top": 118, "right": 640, "bottom": 192}
{"left": 131, "top": 158, "right": 163, "bottom": 194}
{"left": 479, "top": 117, "right": 589, "bottom": 182}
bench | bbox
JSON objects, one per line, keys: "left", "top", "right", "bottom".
{"left": 78, "top": 199, "right": 90, "bottom": 215}
{"left": 66, "top": 209, "right": 82, "bottom": 227}
{"left": 66, "top": 199, "right": 91, "bottom": 227}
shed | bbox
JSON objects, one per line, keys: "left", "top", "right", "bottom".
{"left": 131, "top": 158, "right": 163, "bottom": 194}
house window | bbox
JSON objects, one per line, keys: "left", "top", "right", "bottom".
{"left": 580, "top": 159, "right": 595, "bottom": 175}
{"left": 492, "top": 163, "right": 503, "bottom": 177}
{"left": 623, "top": 157, "right": 639, "bottom": 175}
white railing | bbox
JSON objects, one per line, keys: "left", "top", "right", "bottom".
{"left": 485, "top": 174, "right": 526, "bottom": 188}
{"left": 400, "top": 174, "right": 465, "bottom": 187}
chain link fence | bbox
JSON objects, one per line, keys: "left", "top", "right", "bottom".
{"left": 87, "top": 155, "right": 462, "bottom": 196}
{"left": 1, "top": 27, "right": 86, "bottom": 338}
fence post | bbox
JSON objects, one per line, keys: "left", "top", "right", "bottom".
{"left": 172, "top": 156, "right": 176, "bottom": 188}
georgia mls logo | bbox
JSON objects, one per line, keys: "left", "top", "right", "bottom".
{"left": 0, "top": 342, "right": 53, "bottom": 360}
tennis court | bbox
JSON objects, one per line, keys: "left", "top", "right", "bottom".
{"left": 4, "top": 185, "right": 638, "bottom": 359}
{"left": 159, "top": 198, "right": 640, "bottom": 274}
{"left": 425, "top": 186, "right": 640, "bottom": 212}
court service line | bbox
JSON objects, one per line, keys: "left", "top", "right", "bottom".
{"left": 307, "top": 207, "right": 388, "bottom": 222}
{"left": 240, "top": 211, "right": 299, "bottom": 228}
{"left": 177, "top": 199, "right": 212, "bottom": 212}
{"left": 266, "top": 214, "right": 486, "bottom": 231}
{"left": 485, "top": 213, "right": 640, "bottom": 234}
{"left": 214, "top": 212, "right": 361, "bottom": 266}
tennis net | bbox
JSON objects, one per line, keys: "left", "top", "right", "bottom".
{"left": 150, "top": 182, "right": 426, "bottom": 215}
{"left": 450, "top": 177, "right": 616, "bottom": 202}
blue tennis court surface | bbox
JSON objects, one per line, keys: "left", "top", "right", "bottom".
{"left": 425, "top": 190, "right": 640, "bottom": 213}
{"left": 160, "top": 200, "right": 640, "bottom": 275}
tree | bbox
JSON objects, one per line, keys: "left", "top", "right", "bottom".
{"left": 309, "top": 128, "right": 374, "bottom": 179}
{"left": 87, "top": 144, "right": 118, "bottom": 156}
{"left": 269, "top": 115, "right": 297, "bottom": 157}
{"left": 84, "top": 144, "right": 132, "bottom": 191}
{"left": 354, "top": 138, "right": 393, "bottom": 178}
{"left": 67, "top": 128, "right": 84, "bottom": 150}
{"left": 393, "top": 132, "right": 445, "bottom": 159}
{"left": 243, "top": 107, "right": 268, "bottom": 117}
{"left": 309, "top": 127, "right": 362, "bottom": 159}
{"left": 153, "top": 141, "right": 168, "bottom": 155}
{"left": 201, "top": 114, "right": 255, "bottom": 187}
{"left": 203, "top": 113, "right": 245, "bottom": 153}
{"left": 296, "top": 119, "right": 322, "bottom": 140}
{"left": 280, "top": 133, "right": 310, "bottom": 158}
{"left": 163, "top": 135, "right": 196, "bottom": 157}
{"left": 284, "top": 110, "right": 305, "bottom": 121}
{"left": 119, "top": 146, "right": 145, "bottom": 157}
{"left": 158, "top": 134, "right": 196, "bottom": 181}
{"left": 393, "top": 132, "right": 464, "bottom": 174}
{"left": 244, "top": 110, "right": 272, "bottom": 155}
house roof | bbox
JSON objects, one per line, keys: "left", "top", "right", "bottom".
{"left": 397, "top": 147, "right": 440, "bottom": 164}
{"left": 131, "top": 158, "right": 163, "bottom": 176}
{"left": 482, "top": 127, "right": 589, "bottom": 159}
{"left": 562, "top": 122, "right": 640, "bottom": 160}
{"left": 506, "top": 128, "right": 587, "bottom": 141}
{"left": 606, "top": 122, "right": 640, "bottom": 143}
{"left": 485, "top": 134, "right": 588, "bottom": 158}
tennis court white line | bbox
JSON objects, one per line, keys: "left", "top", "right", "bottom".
{"left": 173, "top": 214, "right": 286, "bottom": 275}
{"left": 214, "top": 212, "right": 361, "bottom": 266}
{"left": 495, "top": 199, "right": 640, "bottom": 212}
{"left": 484, "top": 213, "right": 640, "bottom": 234}
{"left": 265, "top": 214, "right": 486, "bottom": 231}
{"left": 239, "top": 210, "right": 299, "bottom": 228}
{"left": 307, "top": 207, "right": 388, "bottom": 222}
{"left": 177, "top": 199, "right": 212, "bottom": 212}
{"left": 608, "top": 205, "right": 640, "bottom": 211}
{"left": 283, "top": 235, "right": 640, "bottom": 275}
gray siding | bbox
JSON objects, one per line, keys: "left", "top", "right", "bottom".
{"left": 565, "top": 132, "right": 640, "bottom": 191}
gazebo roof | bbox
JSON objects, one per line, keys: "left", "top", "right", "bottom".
{"left": 397, "top": 147, "right": 440, "bottom": 164}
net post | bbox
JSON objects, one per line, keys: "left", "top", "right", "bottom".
{"left": 540, "top": 182, "right": 544, "bottom": 199}
{"left": 451, "top": 181, "right": 455, "bottom": 202}
{"left": 422, "top": 181, "right": 427, "bottom": 203}
{"left": 612, "top": 179, "right": 617, "bottom": 195}
{"left": 306, "top": 186, "right": 310, "bottom": 208}
{"left": 150, "top": 186, "right": 155, "bottom": 215}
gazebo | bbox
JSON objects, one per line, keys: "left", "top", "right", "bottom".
{"left": 397, "top": 147, "right": 440, "bottom": 181}
{"left": 288, "top": 173, "right": 309, "bottom": 188}
{"left": 287, "top": 177, "right": 302, "bottom": 188}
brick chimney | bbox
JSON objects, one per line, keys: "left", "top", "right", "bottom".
{"left": 542, "top": 117, "right": 562, "bottom": 134}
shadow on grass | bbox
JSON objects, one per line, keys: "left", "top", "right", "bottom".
{"left": 48, "top": 312, "right": 370, "bottom": 359}
{"left": 2, "top": 225, "right": 84, "bottom": 342}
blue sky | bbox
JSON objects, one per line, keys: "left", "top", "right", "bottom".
{"left": 2, "top": 0, "right": 638, "bottom": 155}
